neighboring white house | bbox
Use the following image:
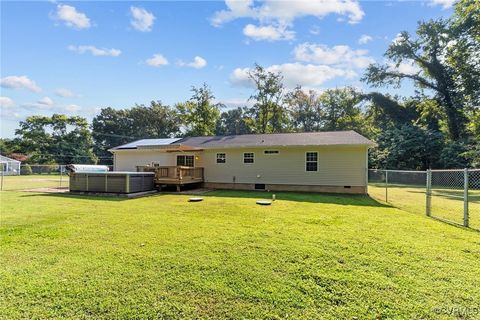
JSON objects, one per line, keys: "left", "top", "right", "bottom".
{"left": 0, "top": 155, "right": 21, "bottom": 176}
{"left": 109, "top": 131, "right": 376, "bottom": 194}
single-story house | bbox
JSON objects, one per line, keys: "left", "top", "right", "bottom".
{"left": 109, "top": 131, "right": 375, "bottom": 194}
{"left": 0, "top": 155, "right": 21, "bottom": 176}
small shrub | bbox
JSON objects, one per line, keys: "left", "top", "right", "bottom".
{"left": 21, "top": 164, "right": 33, "bottom": 175}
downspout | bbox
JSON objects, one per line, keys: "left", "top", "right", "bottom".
{"left": 365, "top": 146, "right": 369, "bottom": 195}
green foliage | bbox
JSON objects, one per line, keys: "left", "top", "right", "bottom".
{"left": 284, "top": 87, "right": 323, "bottom": 132}
{"left": 15, "top": 114, "right": 97, "bottom": 165}
{"left": 361, "top": 0, "right": 479, "bottom": 169}
{"left": 284, "top": 86, "right": 367, "bottom": 135}
{"left": 318, "top": 87, "right": 365, "bottom": 133}
{"left": 20, "top": 164, "right": 32, "bottom": 175}
{"left": 176, "top": 83, "right": 221, "bottom": 136}
{"left": 362, "top": 0, "right": 479, "bottom": 140}
{"left": 363, "top": 93, "right": 419, "bottom": 129}
{"left": 92, "top": 101, "right": 180, "bottom": 164}
{"left": 245, "top": 64, "right": 288, "bottom": 133}
{"left": 370, "top": 125, "right": 444, "bottom": 170}
{"left": 0, "top": 138, "right": 23, "bottom": 156}
{"left": 438, "top": 141, "right": 470, "bottom": 168}
{"left": 215, "top": 107, "right": 252, "bottom": 135}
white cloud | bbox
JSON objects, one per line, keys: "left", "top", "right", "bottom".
{"left": 293, "top": 42, "right": 375, "bottom": 69}
{"left": 38, "top": 96, "right": 54, "bottom": 106}
{"left": 0, "top": 75, "right": 41, "bottom": 92}
{"left": 0, "top": 97, "right": 15, "bottom": 109}
{"left": 392, "top": 33, "right": 405, "bottom": 45}
{"left": 68, "top": 45, "right": 121, "bottom": 57}
{"left": 64, "top": 104, "right": 81, "bottom": 112}
{"left": 231, "top": 63, "right": 356, "bottom": 89}
{"left": 387, "top": 60, "right": 421, "bottom": 75}
{"left": 211, "top": 0, "right": 364, "bottom": 26}
{"left": 358, "top": 34, "right": 373, "bottom": 45}
{"left": 56, "top": 4, "right": 91, "bottom": 29}
{"left": 429, "top": 0, "right": 456, "bottom": 9}
{"left": 55, "top": 88, "right": 75, "bottom": 97}
{"left": 243, "top": 23, "right": 295, "bottom": 41}
{"left": 146, "top": 54, "right": 169, "bottom": 67}
{"left": 130, "top": 6, "right": 155, "bottom": 32}
{"left": 177, "top": 56, "right": 207, "bottom": 69}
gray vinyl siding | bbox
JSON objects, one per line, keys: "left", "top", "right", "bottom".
{"left": 202, "top": 146, "right": 367, "bottom": 187}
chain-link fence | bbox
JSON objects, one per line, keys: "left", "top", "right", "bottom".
{"left": 0, "top": 164, "right": 114, "bottom": 192}
{"left": 0, "top": 165, "right": 68, "bottom": 191}
{"left": 369, "top": 169, "right": 480, "bottom": 231}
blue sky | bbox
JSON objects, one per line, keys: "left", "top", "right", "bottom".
{"left": 1, "top": 0, "right": 455, "bottom": 138}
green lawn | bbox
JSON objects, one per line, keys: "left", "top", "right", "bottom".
{"left": 1, "top": 190, "right": 480, "bottom": 319}
{"left": 368, "top": 183, "right": 480, "bottom": 230}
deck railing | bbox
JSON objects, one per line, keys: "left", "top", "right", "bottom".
{"left": 137, "top": 166, "right": 204, "bottom": 182}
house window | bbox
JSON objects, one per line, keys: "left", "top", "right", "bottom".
{"left": 264, "top": 150, "right": 279, "bottom": 155}
{"left": 216, "top": 153, "right": 226, "bottom": 164}
{"left": 306, "top": 152, "right": 318, "bottom": 172}
{"left": 177, "top": 155, "right": 194, "bottom": 167}
{"left": 243, "top": 152, "right": 254, "bottom": 164}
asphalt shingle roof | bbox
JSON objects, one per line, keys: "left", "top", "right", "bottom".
{"left": 177, "top": 131, "right": 374, "bottom": 148}
{"left": 111, "top": 131, "right": 375, "bottom": 151}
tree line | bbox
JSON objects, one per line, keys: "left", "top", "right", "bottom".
{"left": 1, "top": 0, "right": 478, "bottom": 170}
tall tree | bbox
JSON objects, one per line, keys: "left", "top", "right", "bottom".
{"left": 284, "top": 86, "right": 323, "bottom": 132}
{"left": 371, "top": 124, "right": 444, "bottom": 170}
{"left": 362, "top": 0, "right": 479, "bottom": 140}
{"left": 129, "top": 101, "right": 180, "bottom": 138}
{"left": 92, "top": 102, "right": 179, "bottom": 164}
{"left": 448, "top": 0, "right": 480, "bottom": 111}
{"left": 362, "top": 92, "right": 419, "bottom": 130}
{"left": 319, "top": 87, "right": 365, "bottom": 134}
{"left": 92, "top": 107, "right": 132, "bottom": 163}
{"left": 215, "top": 107, "right": 252, "bottom": 136}
{"left": 176, "top": 84, "right": 221, "bottom": 136}
{"left": 15, "top": 114, "right": 97, "bottom": 164}
{"left": 0, "top": 138, "right": 23, "bottom": 157}
{"left": 245, "top": 64, "right": 287, "bottom": 133}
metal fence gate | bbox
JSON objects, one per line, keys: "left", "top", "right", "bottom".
{"left": 369, "top": 169, "right": 480, "bottom": 231}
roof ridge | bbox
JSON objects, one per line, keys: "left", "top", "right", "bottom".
{"left": 110, "top": 131, "right": 375, "bottom": 151}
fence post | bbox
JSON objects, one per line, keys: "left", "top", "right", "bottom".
{"left": 1, "top": 167, "right": 3, "bottom": 191}
{"left": 59, "top": 165, "right": 63, "bottom": 188}
{"left": 426, "top": 169, "right": 432, "bottom": 217}
{"left": 464, "top": 168, "right": 469, "bottom": 227}
{"left": 385, "top": 170, "right": 389, "bottom": 202}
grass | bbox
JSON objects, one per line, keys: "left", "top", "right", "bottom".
{"left": 1, "top": 190, "right": 480, "bottom": 319}
{"left": 368, "top": 183, "right": 480, "bottom": 230}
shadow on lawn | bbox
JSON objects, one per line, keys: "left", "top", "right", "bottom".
{"left": 18, "top": 192, "right": 129, "bottom": 202}
{"left": 18, "top": 189, "right": 391, "bottom": 207}
{"left": 201, "top": 190, "right": 390, "bottom": 207}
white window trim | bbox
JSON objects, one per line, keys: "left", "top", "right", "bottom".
{"left": 216, "top": 152, "right": 227, "bottom": 164}
{"left": 243, "top": 152, "right": 255, "bottom": 164}
{"left": 305, "top": 151, "right": 318, "bottom": 172}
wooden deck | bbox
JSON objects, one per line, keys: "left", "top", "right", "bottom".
{"left": 137, "top": 166, "right": 204, "bottom": 190}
